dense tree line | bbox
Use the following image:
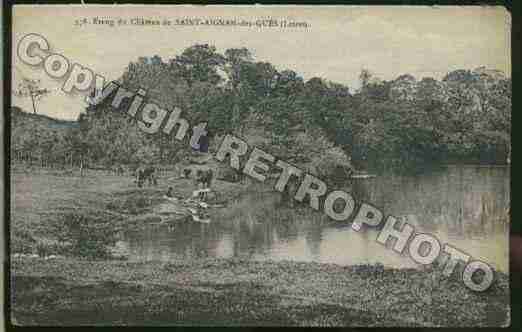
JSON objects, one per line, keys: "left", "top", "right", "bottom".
{"left": 11, "top": 44, "right": 511, "bottom": 175}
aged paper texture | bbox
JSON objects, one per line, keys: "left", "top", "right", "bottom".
{"left": 9, "top": 5, "right": 510, "bottom": 327}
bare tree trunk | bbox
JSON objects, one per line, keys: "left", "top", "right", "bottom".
{"left": 30, "top": 91, "right": 37, "bottom": 114}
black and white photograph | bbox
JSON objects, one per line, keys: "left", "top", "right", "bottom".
{"left": 8, "top": 4, "right": 512, "bottom": 327}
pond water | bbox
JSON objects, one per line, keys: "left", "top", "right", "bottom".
{"left": 122, "top": 165, "right": 510, "bottom": 272}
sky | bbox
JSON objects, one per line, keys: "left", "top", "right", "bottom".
{"left": 12, "top": 5, "right": 511, "bottom": 120}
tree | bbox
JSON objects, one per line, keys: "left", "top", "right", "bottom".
{"left": 224, "top": 48, "right": 254, "bottom": 89}
{"left": 13, "top": 78, "right": 50, "bottom": 114}
{"left": 20, "top": 42, "right": 506, "bottom": 174}
{"left": 359, "top": 69, "right": 372, "bottom": 89}
{"left": 174, "top": 44, "right": 225, "bottom": 87}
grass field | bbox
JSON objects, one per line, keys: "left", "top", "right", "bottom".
{"left": 10, "top": 168, "right": 250, "bottom": 256}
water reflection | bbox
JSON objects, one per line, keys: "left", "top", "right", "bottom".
{"left": 123, "top": 165, "right": 510, "bottom": 272}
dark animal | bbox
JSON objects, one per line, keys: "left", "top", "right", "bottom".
{"left": 194, "top": 169, "right": 213, "bottom": 200}
{"left": 195, "top": 169, "right": 213, "bottom": 188}
{"left": 136, "top": 165, "right": 157, "bottom": 187}
{"left": 182, "top": 168, "right": 192, "bottom": 178}
{"left": 218, "top": 167, "right": 243, "bottom": 183}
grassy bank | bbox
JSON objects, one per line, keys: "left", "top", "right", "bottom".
{"left": 10, "top": 170, "right": 255, "bottom": 258}
{"left": 10, "top": 256, "right": 509, "bottom": 327}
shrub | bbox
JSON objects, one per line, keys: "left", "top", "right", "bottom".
{"left": 50, "top": 211, "right": 119, "bottom": 259}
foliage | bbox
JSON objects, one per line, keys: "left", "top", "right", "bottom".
{"left": 50, "top": 210, "right": 119, "bottom": 259}
{"left": 11, "top": 46, "right": 511, "bottom": 176}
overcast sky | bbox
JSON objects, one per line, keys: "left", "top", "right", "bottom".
{"left": 12, "top": 5, "right": 511, "bottom": 120}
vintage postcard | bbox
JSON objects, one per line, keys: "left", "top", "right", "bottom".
{"left": 9, "top": 4, "right": 511, "bottom": 327}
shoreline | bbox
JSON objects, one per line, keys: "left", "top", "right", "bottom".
{"left": 9, "top": 171, "right": 511, "bottom": 326}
